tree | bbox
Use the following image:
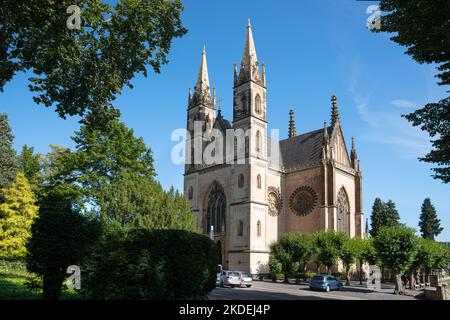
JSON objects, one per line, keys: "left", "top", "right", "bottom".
{"left": 268, "top": 254, "right": 282, "bottom": 282}
{"left": 102, "top": 172, "right": 196, "bottom": 231}
{"left": 356, "top": 238, "right": 378, "bottom": 285}
{"left": 384, "top": 200, "right": 400, "bottom": 227}
{"left": 18, "top": 145, "right": 44, "bottom": 193}
{"left": 269, "top": 242, "right": 296, "bottom": 283}
{"left": 314, "top": 231, "right": 346, "bottom": 274}
{"left": 81, "top": 228, "right": 218, "bottom": 300}
{"left": 26, "top": 184, "right": 101, "bottom": 300}
{"left": 341, "top": 237, "right": 362, "bottom": 286}
{"left": 69, "top": 119, "right": 155, "bottom": 215}
{"left": 0, "top": 0, "right": 187, "bottom": 125}
{"left": 370, "top": 198, "right": 400, "bottom": 237}
{"left": 414, "top": 238, "right": 450, "bottom": 285}
{"left": 0, "top": 172, "right": 38, "bottom": 260}
{"left": 369, "top": 198, "right": 386, "bottom": 238}
{"left": 374, "top": 225, "right": 419, "bottom": 294}
{"left": 0, "top": 113, "right": 18, "bottom": 193}
{"left": 374, "top": 1, "right": 450, "bottom": 183}
{"left": 284, "top": 233, "right": 316, "bottom": 281}
{"left": 418, "top": 198, "right": 443, "bottom": 240}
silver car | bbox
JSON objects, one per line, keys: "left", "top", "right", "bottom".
{"left": 236, "top": 271, "right": 253, "bottom": 288}
{"left": 219, "top": 271, "right": 241, "bottom": 288}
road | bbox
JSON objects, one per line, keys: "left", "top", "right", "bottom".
{"left": 209, "top": 280, "right": 418, "bottom": 300}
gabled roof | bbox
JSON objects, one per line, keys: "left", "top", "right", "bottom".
{"left": 279, "top": 126, "right": 332, "bottom": 168}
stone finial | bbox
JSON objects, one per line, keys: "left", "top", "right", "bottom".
{"left": 288, "top": 109, "right": 297, "bottom": 138}
{"left": 331, "top": 95, "right": 340, "bottom": 127}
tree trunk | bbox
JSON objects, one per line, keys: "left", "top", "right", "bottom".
{"left": 425, "top": 269, "right": 430, "bottom": 285}
{"left": 346, "top": 266, "right": 351, "bottom": 286}
{"left": 284, "top": 272, "right": 289, "bottom": 283}
{"left": 381, "top": 266, "right": 385, "bottom": 283}
{"left": 394, "top": 273, "right": 404, "bottom": 295}
{"left": 303, "top": 264, "right": 308, "bottom": 282}
{"left": 43, "top": 275, "right": 64, "bottom": 300}
{"left": 409, "top": 271, "right": 415, "bottom": 290}
{"left": 359, "top": 262, "right": 363, "bottom": 285}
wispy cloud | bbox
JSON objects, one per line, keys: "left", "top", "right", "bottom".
{"left": 390, "top": 99, "right": 416, "bottom": 109}
{"left": 347, "top": 61, "right": 430, "bottom": 159}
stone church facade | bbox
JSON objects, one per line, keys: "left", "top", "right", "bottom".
{"left": 184, "top": 21, "right": 364, "bottom": 275}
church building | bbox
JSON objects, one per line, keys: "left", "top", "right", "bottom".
{"left": 184, "top": 21, "right": 364, "bottom": 274}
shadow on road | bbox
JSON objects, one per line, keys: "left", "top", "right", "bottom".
{"left": 210, "top": 287, "right": 335, "bottom": 301}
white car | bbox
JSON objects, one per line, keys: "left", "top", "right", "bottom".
{"left": 219, "top": 271, "right": 241, "bottom": 288}
{"left": 236, "top": 271, "right": 253, "bottom": 288}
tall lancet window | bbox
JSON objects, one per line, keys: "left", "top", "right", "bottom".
{"left": 205, "top": 182, "right": 227, "bottom": 235}
{"left": 256, "top": 130, "right": 262, "bottom": 152}
{"left": 337, "top": 187, "right": 350, "bottom": 236}
{"left": 255, "top": 94, "right": 261, "bottom": 114}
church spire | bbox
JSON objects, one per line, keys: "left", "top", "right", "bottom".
{"left": 235, "top": 19, "right": 263, "bottom": 87}
{"left": 190, "top": 46, "right": 213, "bottom": 109}
{"left": 241, "top": 19, "right": 258, "bottom": 69}
{"left": 331, "top": 95, "right": 340, "bottom": 127}
{"left": 195, "top": 46, "right": 211, "bottom": 98}
{"left": 288, "top": 109, "right": 297, "bottom": 138}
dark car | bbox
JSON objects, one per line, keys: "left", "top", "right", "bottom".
{"left": 309, "top": 275, "right": 343, "bottom": 292}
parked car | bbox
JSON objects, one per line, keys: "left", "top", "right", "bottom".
{"left": 236, "top": 271, "right": 253, "bottom": 288}
{"left": 219, "top": 271, "right": 242, "bottom": 288}
{"left": 309, "top": 275, "right": 343, "bottom": 292}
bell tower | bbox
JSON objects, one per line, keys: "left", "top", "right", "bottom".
{"left": 233, "top": 19, "right": 267, "bottom": 160}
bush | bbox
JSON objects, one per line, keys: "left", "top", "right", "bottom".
{"left": 81, "top": 227, "right": 218, "bottom": 300}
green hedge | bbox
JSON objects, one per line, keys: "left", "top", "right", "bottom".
{"left": 81, "top": 227, "right": 218, "bottom": 300}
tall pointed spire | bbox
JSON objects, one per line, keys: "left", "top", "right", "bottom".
{"left": 331, "top": 95, "right": 340, "bottom": 127}
{"left": 241, "top": 19, "right": 258, "bottom": 68}
{"left": 195, "top": 46, "right": 210, "bottom": 97}
{"left": 235, "top": 19, "right": 263, "bottom": 87}
{"left": 190, "top": 46, "right": 213, "bottom": 108}
{"left": 288, "top": 109, "right": 297, "bottom": 138}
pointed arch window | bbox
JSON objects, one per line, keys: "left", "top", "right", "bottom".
{"left": 255, "top": 94, "right": 262, "bottom": 114}
{"left": 205, "top": 182, "right": 227, "bottom": 235}
{"left": 257, "top": 174, "right": 262, "bottom": 189}
{"left": 337, "top": 187, "right": 350, "bottom": 236}
{"left": 257, "top": 220, "right": 262, "bottom": 237}
{"left": 237, "top": 220, "right": 244, "bottom": 237}
{"left": 188, "top": 186, "right": 194, "bottom": 200}
{"left": 256, "top": 130, "right": 262, "bottom": 152}
{"left": 238, "top": 174, "right": 245, "bottom": 188}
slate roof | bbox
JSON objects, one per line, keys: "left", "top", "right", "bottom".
{"left": 279, "top": 126, "right": 333, "bottom": 168}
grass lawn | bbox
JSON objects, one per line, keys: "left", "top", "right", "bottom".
{"left": 0, "top": 261, "right": 81, "bottom": 300}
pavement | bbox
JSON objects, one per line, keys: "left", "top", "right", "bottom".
{"left": 209, "top": 280, "right": 419, "bottom": 300}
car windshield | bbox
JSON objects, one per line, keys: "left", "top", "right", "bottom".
{"left": 231, "top": 272, "right": 240, "bottom": 277}
{"left": 242, "top": 273, "right": 251, "bottom": 278}
{"left": 312, "top": 276, "right": 324, "bottom": 281}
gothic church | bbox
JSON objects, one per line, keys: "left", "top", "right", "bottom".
{"left": 184, "top": 21, "right": 364, "bottom": 274}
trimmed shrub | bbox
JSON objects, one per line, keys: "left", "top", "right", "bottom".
{"left": 81, "top": 227, "right": 218, "bottom": 300}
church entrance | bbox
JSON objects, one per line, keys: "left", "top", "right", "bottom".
{"left": 204, "top": 182, "right": 227, "bottom": 235}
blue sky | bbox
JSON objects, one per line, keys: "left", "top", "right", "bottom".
{"left": 0, "top": 0, "right": 448, "bottom": 241}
